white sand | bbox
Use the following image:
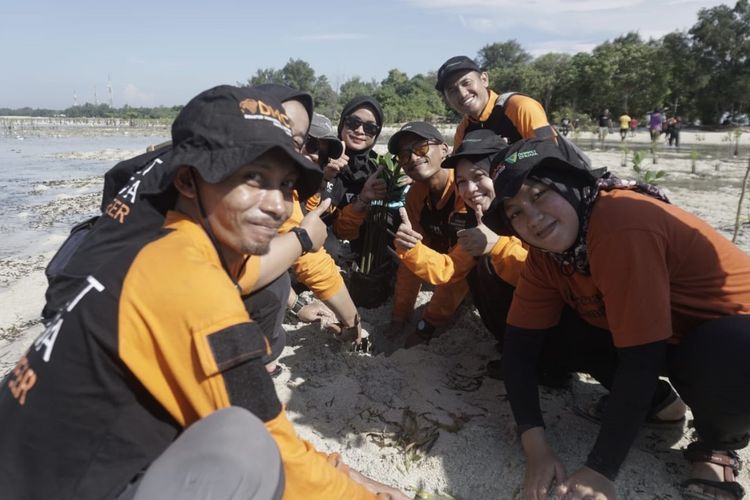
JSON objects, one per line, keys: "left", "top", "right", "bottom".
{"left": 1, "top": 131, "right": 749, "bottom": 498}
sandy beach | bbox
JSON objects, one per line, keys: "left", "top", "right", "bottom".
{"left": 1, "top": 128, "right": 749, "bottom": 498}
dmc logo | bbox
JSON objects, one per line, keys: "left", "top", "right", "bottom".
{"left": 238, "top": 99, "right": 292, "bottom": 129}
{"left": 239, "top": 98, "right": 259, "bottom": 114}
{"left": 504, "top": 150, "right": 538, "bottom": 165}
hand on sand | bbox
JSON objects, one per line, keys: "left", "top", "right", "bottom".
{"left": 296, "top": 301, "right": 336, "bottom": 324}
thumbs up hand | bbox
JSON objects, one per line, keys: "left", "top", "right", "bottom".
{"left": 457, "top": 204, "right": 499, "bottom": 257}
{"left": 299, "top": 197, "right": 332, "bottom": 251}
{"left": 360, "top": 165, "right": 387, "bottom": 203}
{"left": 394, "top": 207, "right": 423, "bottom": 252}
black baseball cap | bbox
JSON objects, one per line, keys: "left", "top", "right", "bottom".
{"left": 387, "top": 121, "right": 445, "bottom": 154}
{"left": 435, "top": 55, "right": 482, "bottom": 92}
{"left": 170, "top": 85, "right": 322, "bottom": 199}
{"left": 482, "top": 138, "right": 597, "bottom": 235}
{"left": 308, "top": 112, "right": 344, "bottom": 159}
{"left": 440, "top": 129, "right": 508, "bottom": 171}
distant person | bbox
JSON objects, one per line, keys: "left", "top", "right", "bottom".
{"left": 598, "top": 109, "right": 612, "bottom": 142}
{"left": 629, "top": 116, "right": 638, "bottom": 137}
{"left": 482, "top": 138, "right": 750, "bottom": 500}
{"left": 618, "top": 112, "right": 631, "bottom": 141}
{"left": 560, "top": 117, "right": 571, "bottom": 137}
{"left": 649, "top": 110, "right": 663, "bottom": 141}
{"left": 667, "top": 116, "right": 682, "bottom": 148}
{"left": 0, "top": 85, "right": 409, "bottom": 499}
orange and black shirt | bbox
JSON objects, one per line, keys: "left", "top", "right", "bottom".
{"left": 453, "top": 90, "right": 554, "bottom": 149}
{"left": 0, "top": 212, "right": 375, "bottom": 500}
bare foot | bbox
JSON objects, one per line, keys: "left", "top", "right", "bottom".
{"left": 685, "top": 460, "right": 740, "bottom": 500}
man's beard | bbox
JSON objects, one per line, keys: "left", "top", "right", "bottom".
{"left": 241, "top": 239, "right": 272, "bottom": 256}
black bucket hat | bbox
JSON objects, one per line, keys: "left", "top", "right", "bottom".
{"left": 435, "top": 55, "right": 482, "bottom": 92}
{"left": 170, "top": 85, "right": 322, "bottom": 199}
{"left": 253, "top": 83, "right": 313, "bottom": 124}
{"left": 440, "top": 129, "right": 508, "bottom": 172}
{"left": 387, "top": 121, "right": 445, "bottom": 154}
{"left": 482, "top": 138, "right": 599, "bottom": 235}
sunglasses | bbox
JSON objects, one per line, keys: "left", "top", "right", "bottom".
{"left": 343, "top": 115, "right": 380, "bottom": 137}
{"left": 396, "top": 139, "right": 439, "bottom": 164}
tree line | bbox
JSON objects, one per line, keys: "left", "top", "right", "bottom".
{"left": 4, "top": 1, "right": 748, "bottom": 126}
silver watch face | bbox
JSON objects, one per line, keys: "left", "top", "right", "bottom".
{"left": 417, "top": 319, "right": 426, "bottom": 330}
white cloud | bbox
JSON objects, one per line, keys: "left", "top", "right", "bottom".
{"left": 294, "top": 33, "right": 369, "bottom": 41}
{"left": 407, "top": 0, "right": 730, "bottom": 52}
{"left": 121, "top": 84, "right": 155, "bottom": 107}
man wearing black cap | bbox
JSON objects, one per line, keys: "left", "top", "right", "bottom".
{"left": 434, "top": 55, "right": 555, "bottom": 150}
{"left": 385, "top": 121, "right": 472, "bottom": 346}
{"left": 304, "top": 112, "right": 346, "bottom": 174}
{"left": 0, "top": 86, "right": 405, "bottom": 500}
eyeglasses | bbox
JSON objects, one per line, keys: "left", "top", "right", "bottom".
{"left": 396, "top": 140, "right": 439, "bottom": 164}
{"left": 343, "top": 115, "right": 380, "bottom": 137}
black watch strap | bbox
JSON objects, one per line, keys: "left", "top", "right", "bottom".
{"left": 290, "top": 227, "right": 313, "bottom": 254}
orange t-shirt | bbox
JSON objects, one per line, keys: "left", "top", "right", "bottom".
{"left": 509, "top": 190, "right": 750, "bottom": 347}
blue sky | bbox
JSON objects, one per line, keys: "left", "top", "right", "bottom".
{"left": 1, "top": 0, "right": 731, "bottom": 109}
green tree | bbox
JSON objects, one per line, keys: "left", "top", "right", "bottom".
{"left": 478, "top": 40, "right": 532, "bottom": 70}
{"left": 337, "top": 77, "right": 378, "bottom": 115}
{"left": 689, "top": 0, "right": 750, "bottom": 123}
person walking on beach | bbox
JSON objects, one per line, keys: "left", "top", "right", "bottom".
{"left": 0, "top": 85, "right": 408, "bottom": 500}
{"left": 598, "top": 109, "right": 612, "bottom": 143}
{"left": 618, "top": 112, "right": 631, "bottom": 141}
{"left": 481, "top": 138, "right": 750, "bottom": 500}
{"left": 649, "top": 110, "right": 663, "bottom": 142}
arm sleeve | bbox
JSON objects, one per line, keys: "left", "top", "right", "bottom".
{"left": 452, "top": 118, "right": 469, "bottom": 150}
{"left": 503, "top": 325, "right": 548, "bottom": 433}
{"left": 504, "top": 94, "right": 553, "bottom": 140}
{"left": 265, "top": 409, "right": 378, "bottom": 500}
{"left": 333, "top": 204, "right": 367, "bottom": 241}
{"left": 488, "top": 236, "right": 528, "bottom": 286}
{"left": 397, "top": 241, "right": 477, "bottom": 285}
{"left": 507, "top": 250, "right": 566, "bottom": 330}
{"left": 292, "top": 249, "right": 345, "bottom": 301}
{"left": 585, "top": 341, "right": 667, "bottom": 480}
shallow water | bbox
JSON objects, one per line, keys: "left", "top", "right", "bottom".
{"left": 0, "top": 132, "right": 168, "bottom": 258}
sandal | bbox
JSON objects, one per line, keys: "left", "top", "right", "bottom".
{"left": 574, "top": 385, "right": 686, "bottom": 428}
{"left": 681, "top": 442, "right": 745, "bottom": 499}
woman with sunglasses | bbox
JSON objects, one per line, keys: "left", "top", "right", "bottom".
{"left": 481, "top": 138, "right": 750, "bottom": 500}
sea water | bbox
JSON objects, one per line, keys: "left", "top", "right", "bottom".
{"left": 0, "top": 131, "right": 169, "bottom": 259}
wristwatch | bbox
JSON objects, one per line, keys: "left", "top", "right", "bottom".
{"left": 290, "top": 227, "right": 313, "bottom": 254}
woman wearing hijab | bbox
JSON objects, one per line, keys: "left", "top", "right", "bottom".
{"left": 481, "top": 137, "right": 750, "bottom": 499}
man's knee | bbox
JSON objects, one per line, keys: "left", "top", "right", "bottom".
{"left": 132, "top": 407, "right": 284, "bottom": 500}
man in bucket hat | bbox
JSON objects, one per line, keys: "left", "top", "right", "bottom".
{"left": 0, "top": 85, "right": 407, "bottom": 500}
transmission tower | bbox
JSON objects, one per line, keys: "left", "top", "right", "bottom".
{"left": 107, "top": 74, "right": 113, "bottom": 107}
